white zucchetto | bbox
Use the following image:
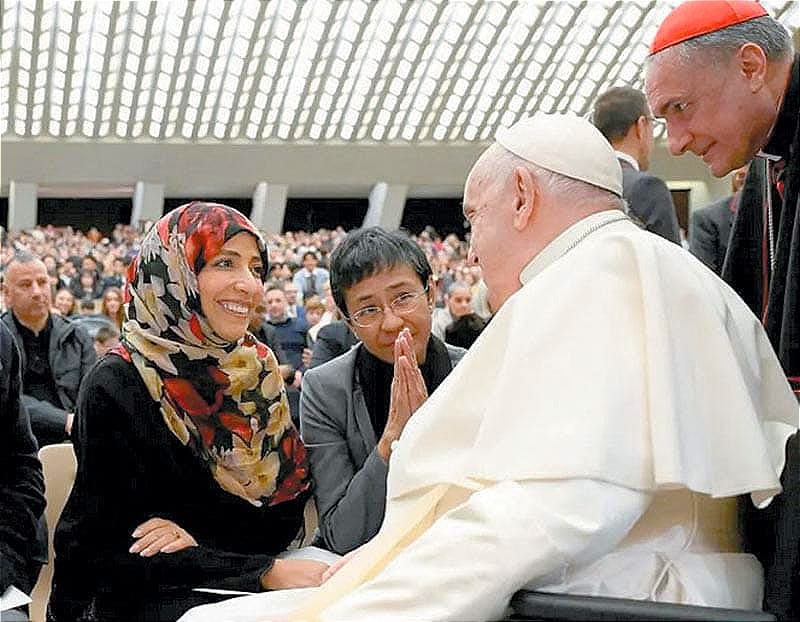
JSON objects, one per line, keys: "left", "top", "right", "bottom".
{"left": 495, "top": 113, "right": 624, "bottom": 197}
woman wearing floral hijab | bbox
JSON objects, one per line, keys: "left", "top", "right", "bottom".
{"left": 50, "top": 203, "right": 328, "bottom": 622}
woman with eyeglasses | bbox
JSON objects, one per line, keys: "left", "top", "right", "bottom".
{"left": 300, "top": 227, "right": 465, "bottom": 555}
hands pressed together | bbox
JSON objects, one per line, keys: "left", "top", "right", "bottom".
{"left": 377, "top": 327, "right": 429, "bottom": 461}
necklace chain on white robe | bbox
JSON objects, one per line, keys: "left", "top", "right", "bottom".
{"left": 561, "top": 213, "right": 630, "bottom": 256}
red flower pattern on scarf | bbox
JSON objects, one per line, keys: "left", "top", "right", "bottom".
{"left": 116, "top": 201, "right": 309, "bottom": 507}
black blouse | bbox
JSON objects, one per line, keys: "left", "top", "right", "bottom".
{"left": 50, "top": 355, "right": 306, "bottom": 622}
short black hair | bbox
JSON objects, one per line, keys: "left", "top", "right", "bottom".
{"left": 592, "top": 86, "right": 649, "bottom": 143}
{"left": 330, "top": 227, "right": 431, "bottom": 316}
{"left": 302, "top": 251, "right": 318, "bottom": 261}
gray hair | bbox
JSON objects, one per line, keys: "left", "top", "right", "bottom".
{"left": 653, "top": 16, "right": 792, "bottom": 68}
{"left": 447, "top": 280, "right": 472, "bottom": 296}
{"left": 487, "top": 146, "right": 625, "bottom": 212}
{"left": 5, "top": 250, "right": 42, "bottom": 270}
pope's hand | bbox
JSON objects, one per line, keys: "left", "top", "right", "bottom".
{"left": 261, "top": 559, "right": 329, "bottom": 589}
{"left": 321, "top": 548, "right": 359, "bottom": 583}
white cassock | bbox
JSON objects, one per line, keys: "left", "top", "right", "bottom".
{"left": 181, "top": 210, "right": 798, "bottom": 622}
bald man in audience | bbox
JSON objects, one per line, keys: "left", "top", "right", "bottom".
{"left": 430, "top": 281, "right": 473, "bottom": 341}
{"left": 180, "top": 114, "right": 796, "bottom": 622}
{"left": 1, "top": 253, "right": 96, "bottom": 446}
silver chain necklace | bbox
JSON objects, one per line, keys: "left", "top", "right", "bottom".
{"left": 561, "top": 213, "right": 631, "bottom": 257}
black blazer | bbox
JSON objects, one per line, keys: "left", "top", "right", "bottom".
{"left": 620, "top": 159, "right": 682, "bottom": 244}
{"left": 689, "top": 194, "right": 737, "bottom": 274}
{"left": 309, "top": 321, "right": 359, "bottom": 369}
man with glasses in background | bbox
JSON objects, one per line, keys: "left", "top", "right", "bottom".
{"left": 592, "top": 86, "right": 682, "bottom": 244}
{"left": 299, "top": 227, "right": 465, "bottom": 555}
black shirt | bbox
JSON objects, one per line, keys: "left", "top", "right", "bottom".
{"left": 12, "top": 313, "right": 61, "bottom": 408}
{"left": 355, "top": 336, "right": 454, "bottom": 438}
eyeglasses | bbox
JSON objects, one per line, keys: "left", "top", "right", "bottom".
{"left": 348, "top": 286, "right": 429, "bottom": 328}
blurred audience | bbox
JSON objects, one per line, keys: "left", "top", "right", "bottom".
{"left": 100, "top": 286, "right": 124, "bottom": 330}
{"left": 92, "top": 324, "right": 120, "bottom": 357}
{"left": 69, "top": 269, "right": 104, "bottom": 303}
{"left": 2, "top": 222, "right": 481, "bottom": 318}
{"left": 265, "top": 283, "right": 309, "bottom": 382}
{"left": 293, "top": 251, "right": 330, "bottom": 301}
{"left": 52, "top": 288, "right": 77, "bottom": 318}
{"left": 283, "top": 281, "right": 306, "bottom": 321}
{"left": 444, "top": 313, "right": 487, "bottom": 349}
{"left": 303, "top": 295, "right": 328, "bottom": 345}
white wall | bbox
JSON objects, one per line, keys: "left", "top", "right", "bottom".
{"left": 1, "top": 138, "right": 482, "bottom": 199}
{"left": 1, "top": 138, "right": 733, "bottom": 209}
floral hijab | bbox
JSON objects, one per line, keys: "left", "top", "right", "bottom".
{"left": 115, "top": 202, "right": 308, "bottom": 507}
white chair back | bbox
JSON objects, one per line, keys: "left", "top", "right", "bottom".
{"left": 28, "top": 443, "right": 77, "bottom": 622}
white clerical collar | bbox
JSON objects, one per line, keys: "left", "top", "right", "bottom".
{"left": 519, "top": 210, "right": 630, "bottom": 285}
{"left": 755, "top": 150, "right": 782, "bottom": 162}
{"left": 615, "top": 150, "right": 639, "bottom": 171}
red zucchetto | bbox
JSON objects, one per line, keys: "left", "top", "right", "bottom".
{"left": 649, "top": 0, "right": 768, "bottom": 55}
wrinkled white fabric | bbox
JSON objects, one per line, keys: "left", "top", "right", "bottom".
{"left": 179, "top": 479, "right": 649, "bottom": 622}
{"left": 535, "top": 488, "right": 764, "bottom": 610}
{"left": 180, "top": 210, "right": 797, "bottom": 622}
{"left": 389, "top": 211, "right": 796, "bottom": 506}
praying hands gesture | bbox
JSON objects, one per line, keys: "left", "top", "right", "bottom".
{"left": 377, "top": 328, "right": 429, "bottom": 461}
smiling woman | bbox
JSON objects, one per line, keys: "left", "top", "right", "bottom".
{"left": 49, "top": 202, "right": 332, "bottom": 622}
{"left": 196, "top": 232, "right": 265, "bottom": 342}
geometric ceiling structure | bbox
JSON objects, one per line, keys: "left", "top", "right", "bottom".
{"left": 3, "top": 0, "right": 800, "bottom": 146}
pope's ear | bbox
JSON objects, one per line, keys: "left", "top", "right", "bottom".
{"left": 512, "top": 166, "right": 537, "bottom": 231}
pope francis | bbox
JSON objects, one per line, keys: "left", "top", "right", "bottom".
{"left": 179, "top": 114, "right": 798, "bottom": 622}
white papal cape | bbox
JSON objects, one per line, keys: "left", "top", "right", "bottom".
{"left": 181, "top": 210, "right": 798, "bottom": 622}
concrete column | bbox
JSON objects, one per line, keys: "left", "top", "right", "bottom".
{"left": 131, "top": 182, "right": 164, "bottom": 229}
{"left": 8, "top": 181, "right": 38, "bottom": 231}
{"left": 250, "top": 182, "right": 288, "bottom": 234}
{"left": 364, "top": 182, "right": 408, "bottom": 231}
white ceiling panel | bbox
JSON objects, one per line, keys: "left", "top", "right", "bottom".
{"left": 2, "top": 0, "right": 798, "bottom": 144}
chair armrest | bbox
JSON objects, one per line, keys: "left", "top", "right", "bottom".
{"left": 506, "top": 590, "right": 775, "bottom": 621}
